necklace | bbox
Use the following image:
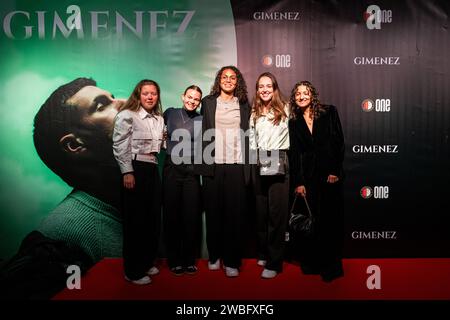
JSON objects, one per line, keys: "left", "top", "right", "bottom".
{"left": 303, "top": 111, "right": 313, "bottom": 124}
{"left": 303, "top": 109, "right": 313, "bottom": 133}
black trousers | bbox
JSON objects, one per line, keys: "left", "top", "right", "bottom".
{"left": 122, "top": 161, "right": 161, "bottom": 280}
{"left": 254, "top": 158, "right": 289, "bottom": 272}
{"left": 203, "top": 164, "right": 246, "bottom": 269}
{"left": 295, "top": 178, "right": 344, "bottom": 275}
{"left": 162, "top": 158, "right": 202, "bottom": 268}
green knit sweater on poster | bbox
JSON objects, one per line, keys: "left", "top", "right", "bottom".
{"left": 37, "top": 190, "right": 123, "bottom": 263}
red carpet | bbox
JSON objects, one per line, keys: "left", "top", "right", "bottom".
{"left": 54, "top": 258, "right": 450, "bottom": 300}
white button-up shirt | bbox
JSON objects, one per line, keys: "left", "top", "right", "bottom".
{"left": 249, "top": 105, "right": 290, "bottom": 151}
{"left": 113, "top": 107, "right": 165, "bottom": 174}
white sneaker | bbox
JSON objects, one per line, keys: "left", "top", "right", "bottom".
{"left": 125, "top": 275, "right": 152, "bottom": 285}
{"left": 208, "top": 259, "right": 220, "bottom": 270}
{"left": 147, "top": 266, "right": 159, "bottom": 276}
{"left": 257, "top": 260, "right": 267, "bottom": 267}
{"left": 261, "top": 269, "right": 277, "bottom": 279}
{"left": 225, "top": 266, "right": 239, "bottom": 277}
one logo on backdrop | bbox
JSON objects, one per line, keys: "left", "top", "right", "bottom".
{"left": 253, "top": 11, "right": 300, "bottom": 21}
{"left": 361, "top": 99, "right": 391, "bottom": 112}
{"left": 262, "top": 54, "right": 291, "bottom": 68}
{"left": 352, "top": 145, "right": 399, "bottom": 153}
{"left": 354, "top": 57, "right": 400, "bottom": 65}
{"left": 361, "top": 99, "right": 374, "bottom": 112}
{"left": 360, "top": 186, "right": 373, "bottom": 199}
{"left": 360, "top": 186, "right": 389, "bottom": 199}
{"left": 351, "top": 231, "right": 397, "bottom": 240}
{"left": 364, "top": 5, "right": 392, "bottom": 30}
{"left": 262, "top": 55, "right": 274, "bottom": 67}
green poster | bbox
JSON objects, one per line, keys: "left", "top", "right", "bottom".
{"left": 0, "top": 0, "right": 236, "bottom": 257}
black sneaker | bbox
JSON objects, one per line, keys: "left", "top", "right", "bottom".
{"left": 170, "top": 266, "right": 184, "bottom": 276}
{"left": 185, "top": 265, "right": 198, "bottom": 275}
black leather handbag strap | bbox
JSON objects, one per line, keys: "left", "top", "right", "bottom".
{"left": 291, "top": 194, "right": 313, "bottom": 218}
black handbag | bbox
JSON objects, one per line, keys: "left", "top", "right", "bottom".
{"left": 289, "top": 194, "right": 314, "bottom": 237}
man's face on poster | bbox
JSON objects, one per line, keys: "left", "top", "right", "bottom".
{"left": 64, "top": 85, "right": 124, "bottom": 165}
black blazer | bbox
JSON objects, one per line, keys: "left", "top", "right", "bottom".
{"left": 194, "top": 94, "right": 252, "bottom": 185}
{"left": 288, "top": 104, "right": 345, "bottom": 188}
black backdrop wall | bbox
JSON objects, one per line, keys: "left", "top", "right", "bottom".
{"left": 231, "top": 0, "right": 449, "bottom": 257}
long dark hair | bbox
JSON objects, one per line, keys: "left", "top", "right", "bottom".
{"left": 289, "top": 81, "right": 325, "bottom": 120}
{"left": 210, "top": 66, "right": 248, "bottom": 103}
{"left": 252, "top": 72, "right": 287, "bottom": 126}
{"left": 120, "top": 79, "right": 162, "bottom": 115}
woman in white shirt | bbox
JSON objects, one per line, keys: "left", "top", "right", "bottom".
{"left": 249, "top": 72, "right": 290, "bottom": 279}
{"left": 113, "top": 79, "right": 165, "bottom": 285}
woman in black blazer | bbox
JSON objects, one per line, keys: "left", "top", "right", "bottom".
{"left": 288, "top": 81, "right": 345, "bottom": 282}
{"left": 196, "top": 66, "right": 251, "bottom": 277}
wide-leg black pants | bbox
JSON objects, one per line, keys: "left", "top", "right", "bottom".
{"left": 254, "top": 154, "right": 289, "bottom": 272}
{"left": 203, "top": 164, "right": 246, "bottom": 269}
{"left": 293, "top": 179, "right": 344, "bottom": 277}
{"left": 162, "top": 158, "right": 202, "bottom": 268}
{"left": 121, "top": 161, "right": 161, "bottom": 280}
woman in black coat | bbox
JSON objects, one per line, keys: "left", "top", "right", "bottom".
{"left": 195, "top": 66, "right": 251, "bottom": 277}
{"left": 288, "top": 81, "right": 345, "bottom": 282}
